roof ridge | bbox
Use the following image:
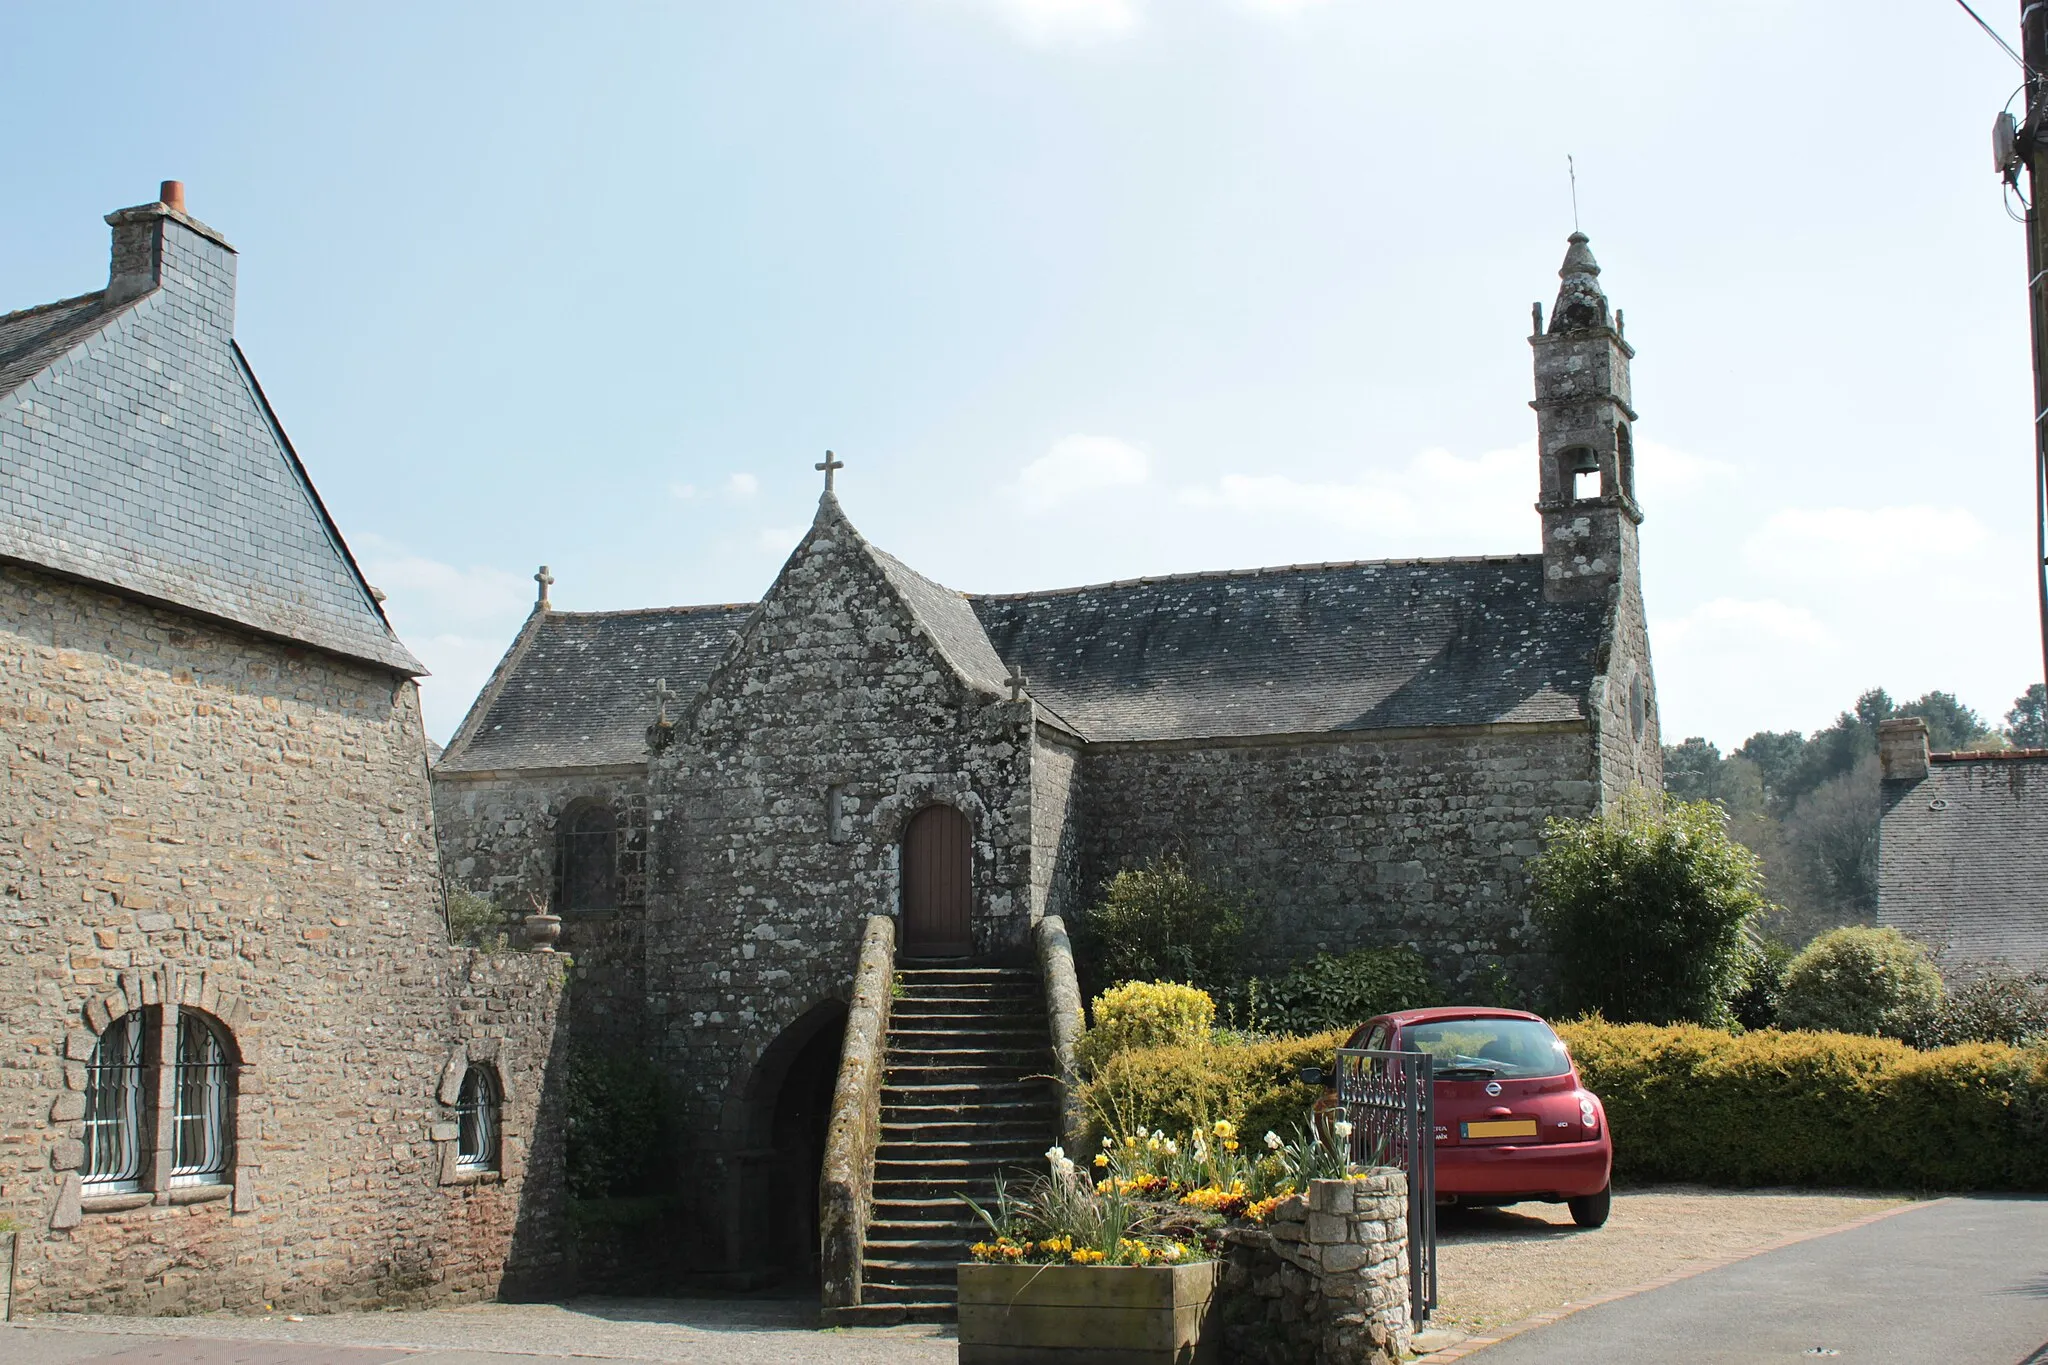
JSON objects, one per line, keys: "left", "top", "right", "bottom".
{"left": 541, "top": 601, "right": 761, "bottom": 621}
{"left": 0, "top": 288, "right": 107, "bottom": 333}
{"left": 969, "top": 552, "right": 1544, "bottom": 602}
{"left": 1934, "top": 748, "right": 2048, "bottom": 763}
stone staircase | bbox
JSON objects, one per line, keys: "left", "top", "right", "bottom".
{"left": 859, "top": 965, "right": 1060, "bottom": 1321}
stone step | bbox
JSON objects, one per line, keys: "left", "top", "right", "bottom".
{"left": 861, "top": 1280, "right": 965, "bottom": 1306}
{"left": 885, "top": 1049, "right": 1053, "bottom": 1070}
{"left": 886, "top": 1065, "right": 1052, "bottom": 1089}
{"left": 874, "top": 1139, "right": 1048, "bottom": 1165}
{"left": 882, "top": 1078, "right": 1051, "bottom": 1099}
{"left": 881, "top": 1118, "right": 1053, "bottom": 1143}
{"left": 886, "top": 1030, "right": 1050, "bottom": 1049}
{"left": 861, "top": 1259, "right": 962, "bottom": 1286}
{"left": 894, "top": 967, "right": 1035, "bottom": 980}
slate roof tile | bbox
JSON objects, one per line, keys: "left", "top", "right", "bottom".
{"left": 437, "top": 605, "right": 757, "bottom": 773}
{"left": 1879, "top": 755, "right": 2048, "bottom": 971}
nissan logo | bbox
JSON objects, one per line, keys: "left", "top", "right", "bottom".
{"left": 1484, "top": 1081, "right": 1502, "bottom": 1097}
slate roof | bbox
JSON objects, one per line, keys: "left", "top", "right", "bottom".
{"left": 1879, "top": 753, "right": 2048, "bottom": 971}
{"left": 971, "top": 555, "right": 1605, "bottom": 742}
{"left": 0, "top": 247, "right": 422, "bottom": 673}
{"left": 436, "top": 605, "right": 755, "bottom": 773}
{"left": 445, "top": 531, "right": 1611, "bottom": 771}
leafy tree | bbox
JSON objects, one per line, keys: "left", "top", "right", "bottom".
{"left": 2006, "top": 684, "right": 2048, "bottom": 748}
{"left": 1780, "top": 756, "right": 1881, "bottom": 918}
{"left": 1663, "top": 737, "right": 1724, "bottom": 802}
{"left": 1530, "top": 797, "right": 1771, "bottom": 1026}
{"left": 1074, "top": 855, "right": 1262, "bottom": 997}
{"left": 1733, "top": 731, "right": 1805, "bottom": 807}
{"left": 1896, "top": 691, "right": 1992, "bottom": 752}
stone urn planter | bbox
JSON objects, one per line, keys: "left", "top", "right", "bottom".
{"left": 957, "top": 1260, "right": 1221, "bottom": 1365}
{"left": 523, "top": 912, "right": 562, "bottom": 952}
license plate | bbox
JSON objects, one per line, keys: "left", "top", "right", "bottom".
{"left": 1463, "top": 1118, "right": 1537, "bottom": 1139}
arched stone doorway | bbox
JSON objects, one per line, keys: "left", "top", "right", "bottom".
{"left": 902, "top": 804, "right": 972, "bottom": 958}
{"left": 734, "top": 1001, "right": 846, "bottom": 1288}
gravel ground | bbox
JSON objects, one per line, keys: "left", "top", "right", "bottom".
{"left": 1430, "top": 1185, "right": 1914, "bottom": 1338}
{"left": 10, "top": 1299, "right": 955, "bottom": 1365}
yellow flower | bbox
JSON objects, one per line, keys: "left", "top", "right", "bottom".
{"left": 1212, "top": 1120, "right": 1237, "bottom": 1139}
{"left": 1094, "top": 1153, "right": 1109, "bottom": 1168}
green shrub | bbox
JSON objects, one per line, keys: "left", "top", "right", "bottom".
{"left": 564, "top": 1049, "right": 666, "bottom": 1201}
{"left": 1078, "top": 981, "right": 1216, "bottom": 1072}
{"left": 1777, "top": 926, "right": 1944, "bottom": 1042}
{"left": 1073, "top": 856, "right": 1260, "bottom": 996}
{"left": 446, "top": 886, "right": 514, "bottom": 948}
{"left": 1080, "top": 1030, "right": 1348, "bottom": 1146}
{"left": 1558, "top": 1017, "right": 2048, "bottom": 1190}
{"left": 1729, "top": 935, "right": 1793, "bottom": 1031}
{"left": 1925, "top": 967, "right": 2048, "bottom": 1047}
{"left": 1238, "top": 947, "right": 1441, "bottom": 1037}
{"left": 1531, "top": 796, "right": 1770, "bottom": 1026}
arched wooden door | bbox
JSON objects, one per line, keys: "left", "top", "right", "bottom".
{"left": 901, "top": 805, "right": 972, "bottom": 959}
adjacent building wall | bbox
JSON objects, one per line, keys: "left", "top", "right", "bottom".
{"left": 0, "top": 563, "right": 561, "bottom": 1312}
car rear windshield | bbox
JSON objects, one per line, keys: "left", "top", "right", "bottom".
{"left": 1401, "top": 1018, "right": 1569, "bottom": 1080}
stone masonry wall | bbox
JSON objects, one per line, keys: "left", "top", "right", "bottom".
{"left": 1219, "top": 1173, "right": 1411, "bottom": 1365}
{"left": 432, "top": 771, "right": 649, "bottom": 1051}
{"left": 644, "top": 495, "right": 1036, "bottom": 1271}
{"left": 1591, "top": 575, "right": 1662, "bottom": 804}
{"left": 1076, "top": 725, "right": 1599, "bottom": 986}
{"left": 0, "top": 563, "right": 560, "bottom": 1312}
{"left": 1030, "top": 731, "right": 1084, "bottom": 922}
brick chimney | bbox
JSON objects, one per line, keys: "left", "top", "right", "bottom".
{"left": 104, "top": 180, "right": 238, "bottom": 332}
{"left": 1878, "top": 716, "right": 1930, "bottom": 782}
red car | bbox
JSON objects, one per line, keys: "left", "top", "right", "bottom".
{"left": 1327, "top": 1007, "right": 1612, "bottom": 1228}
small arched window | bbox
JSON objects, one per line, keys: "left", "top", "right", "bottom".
{"left": 170, "top": 1013, "right": 234, "bottom": 1187}
{"left": 83, "top": 1012, "right": 148, "bottom": 1194}
{"left": 456, "top": 1065, "right": 502, "bottom": 1174}
{"left": 558, "top": 802, "right": 619, "bottom": 911}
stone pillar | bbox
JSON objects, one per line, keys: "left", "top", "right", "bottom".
{"left": 1218, "top": 1172, "right": 1411, "bottom": 1365}
{"left": 1878, "top": 717, "right": 1931, "bottom": 783}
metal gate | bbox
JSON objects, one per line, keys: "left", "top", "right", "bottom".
{"left": 1333, "top": 1047, "right": 1437, "bottom": 1325}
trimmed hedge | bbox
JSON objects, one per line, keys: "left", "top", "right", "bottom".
{"left": 1079, "top": 1030, "right": 1348, "bottom": 1146}
{"left": 1077, "top": 980, "right": 1217, "bottom": 1072}
{"left": 1083, "top": 1020, "right": 2048, "bottom": 1191}
{"left": 1558, "top": 1019, "right": 2048, "bottom": 1190}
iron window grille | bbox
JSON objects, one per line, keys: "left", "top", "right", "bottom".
{"left": 169, "top": 1014, "right": 233, "bottom": 1187}
{"left": 456, "top": 1066, "right": 501, "bottom": 1174}
{"left": 82, "top": 1013, "right": 147, "bottom": 1194}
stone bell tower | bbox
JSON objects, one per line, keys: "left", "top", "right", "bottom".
{"left": 1531, "top": 232, "right": 1642, "bottom": 603}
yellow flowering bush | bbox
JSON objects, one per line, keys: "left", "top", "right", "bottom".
{"left": 1076, "top": 981, "right": 1217, "bottom": 1072}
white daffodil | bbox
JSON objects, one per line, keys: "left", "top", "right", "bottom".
{"left": 1264, "top": 1130, "right": 1284, "bottom": 1151}
{"left": 1333, "top": 1120, "right": 1355, "bottom": 1141}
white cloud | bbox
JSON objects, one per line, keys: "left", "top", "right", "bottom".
{"left": 1654, "top": 597, "right": 1834, "bottom": 649}
{"left": 1742, "top": 505, "right": 1994, "bottom": 583}
{"left": 351, "top": 535, "right": 539, "bottom": 745}
{"left": 1176, "top": 443, "right": 1533, "bottom": 550}
{"left": 976, "top": 0, "right": 1142, "bottom": 43}
{"left": 726, "top": 472, "right": 760, "bottom": 499}
{"left": 670, "top": 481, "right": 699, "bottom": 500}
{"left": 1012, "top": 434, "right": 1153, "bottom": 511}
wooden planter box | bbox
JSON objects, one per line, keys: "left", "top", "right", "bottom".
{"left": 957, "top": 1260, "right": 1221, "bottom": 1365}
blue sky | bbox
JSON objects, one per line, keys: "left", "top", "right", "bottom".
{"left": 2, "top": 1, "right": 2035, "bottom": 746}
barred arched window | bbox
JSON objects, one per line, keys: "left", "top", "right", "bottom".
{"left": 83, "top": 1012, "right": 147, "bottom": 1194}
{"left": 170, "top": 1013, "right": 234, "bottom": 1187}
{"left": 558, "top": 802, "right": 618, "bottom": 911}
{"left": 456, "top": 1065, "right": 501, "bottom": 1174}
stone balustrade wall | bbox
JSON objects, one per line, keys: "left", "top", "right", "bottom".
{"left": 1218, "top": 1172, "right": 1412, "bottom": 1365}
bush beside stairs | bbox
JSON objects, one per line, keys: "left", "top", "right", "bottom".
{"left": 856, "top": 965, "right": 1059, "bottom": 1322}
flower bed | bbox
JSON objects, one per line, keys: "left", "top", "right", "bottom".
{"left": 966, "top": 1118, "right": 1353, "bottom": 1267}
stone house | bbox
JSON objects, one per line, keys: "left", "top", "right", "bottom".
{"left": 0, "top": 186, "right": 564, "bottom": 1313}
{"left": 433, "top": 231, "right": 1662, "bottom": 1289}
{"left": 1877, "top": 717, "right": 2048, "bottom": 971}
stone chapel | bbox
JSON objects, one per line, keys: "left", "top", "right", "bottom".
{"left": 432, "top": 231, "right": 1662, "bottom": 1302}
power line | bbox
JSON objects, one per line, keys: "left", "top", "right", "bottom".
{"left": 1956, "top": 0, "right": 2027, "bottom": 69}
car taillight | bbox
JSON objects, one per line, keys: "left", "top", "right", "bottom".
{"left": 1579, "top": 1096, "right": 1598, "bottom": 1129}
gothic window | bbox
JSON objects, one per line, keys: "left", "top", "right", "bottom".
{"left": 83, "top": 1012, "right": 148, "bottom": 1194}
{"left": 558, "top": 802, "right": 619, "bottom": 911}
{"left": 170, "top": 1013, "right": 234, "bottom": 1187}
{"left": 456, "top": 1065, "right": 502, "bottom": 1174}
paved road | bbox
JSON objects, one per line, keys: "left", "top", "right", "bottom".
{"left": 1467, "top": 1196, "right": 2048, "bottom": 1364}
{"left": 0, "top": 1298, "right": 954, "bottom": 1365}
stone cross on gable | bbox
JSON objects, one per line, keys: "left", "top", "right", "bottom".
{"left": 1007, "top": 662, "right": 1029, "bottom": 702}
{"left": 653, "top": 676, "right": 675, "bottom": 724}
{"left": 815, "top": 450, "right": 844, "bottom": 492}
{"left": 534, "top": 565, "right": 554, "bottom": 611}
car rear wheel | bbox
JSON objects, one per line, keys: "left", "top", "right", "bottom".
{"left": 1568, "top": 1185, "right": 1611, "bottom": 1228}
